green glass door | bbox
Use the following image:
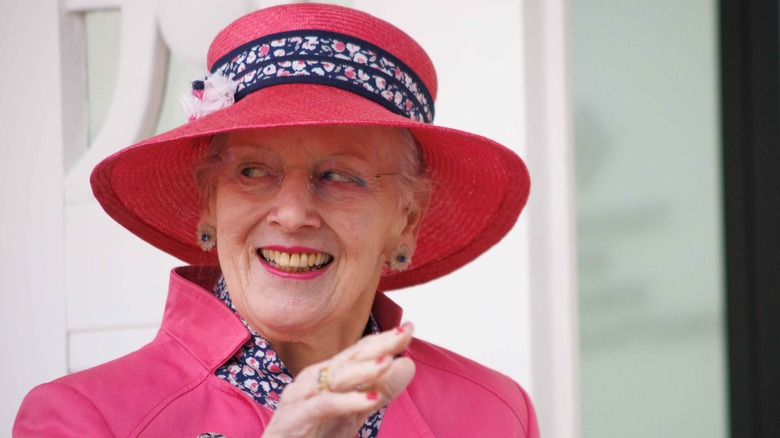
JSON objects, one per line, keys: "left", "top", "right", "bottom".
{"left": 571, "top": 1, "right": 727, "bottom": 436}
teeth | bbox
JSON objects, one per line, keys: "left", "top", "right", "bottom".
{"left": 260, "top": 248, "right": 333, "bottom": 272}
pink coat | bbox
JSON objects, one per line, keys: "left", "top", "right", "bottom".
{"left": 14, "top": 266, "right": 539, "bottom": 437}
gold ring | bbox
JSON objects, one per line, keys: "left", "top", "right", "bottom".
{"left": 317, "top": 366, "right": 330, "bottom": 392}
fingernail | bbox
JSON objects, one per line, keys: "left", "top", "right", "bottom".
{"left": 396, "top": 322, "right": 411, "bottom": 334}
{"left": 376, "top": 355, "right": 386, "bottom": 364}
{"left": 366, "top": 391, "right": 379, "bottom": 401}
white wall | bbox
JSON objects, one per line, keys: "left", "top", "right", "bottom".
{"left": 0, "top": 1, "right": 68, "bottom": 432}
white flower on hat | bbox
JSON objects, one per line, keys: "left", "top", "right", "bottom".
{"left": 180, "top": 71, "right": 239, "bottom": 121}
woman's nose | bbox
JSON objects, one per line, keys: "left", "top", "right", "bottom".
{"left": 265, "top": 166, "right": 322, "bottom": 232}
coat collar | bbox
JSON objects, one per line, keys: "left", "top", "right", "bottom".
{"left": 371, "top": 291, "right": 403, "bottom": 331}
{"left": 162, "top": 266, "right": 250, "bottom": 372}
{"left": 162, "top": 266, "right": 435, "bottom": 437}
{"left": 163, "top": 265, "right": 410, "bottom": 372}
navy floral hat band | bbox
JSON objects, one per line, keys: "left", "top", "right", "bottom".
{"left": 181, "top": 30, "right": 435, "bottom": 124}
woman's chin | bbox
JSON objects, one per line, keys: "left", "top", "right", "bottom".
{"left": 247, "top": 314, "right": 323, "bottom": 343}
{"left": 241, "top": 291, "right": 328, "bottom": 334}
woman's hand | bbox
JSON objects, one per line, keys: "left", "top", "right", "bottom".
{"left": 262, "top": 322, "right": 416, "bottom": 438}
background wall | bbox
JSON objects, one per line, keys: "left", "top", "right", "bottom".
{"left": 571, "top": 0, "right": 728, "bottom": 436}
{"left": 0, "top": 1, "right": 68, "bottom": 432}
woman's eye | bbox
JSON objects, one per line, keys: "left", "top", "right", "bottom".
{"left": 240, "top": 166, "right": 272, "bottom": 178}
{"left": 319, "top": 170, "right": 369, "bottom": 188}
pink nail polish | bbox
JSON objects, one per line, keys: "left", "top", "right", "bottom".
{"left": 366, "top": 391, "right": 379, "bottom": 401}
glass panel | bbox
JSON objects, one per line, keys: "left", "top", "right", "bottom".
{"left": 571, "top": 1, "right": 727, "bottom": 436}
{"left": 154, "top": 54, "right": 202, "bottom": 134}
{"left": 85, "top": 10, "right": 120, "bottom": 143}
{"left": 86, "top": 9, "right": 201, "bottom": 140}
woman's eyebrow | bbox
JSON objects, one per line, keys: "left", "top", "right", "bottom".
{"left": 222, "top": 144, "right": 277, "bottom": 159}
{"left": 225, "top": 143, "right": 274, "bottom": 151}
{"left": 320, "top": 152, "right": 366, "bottom": 161}
{"left": 320, "top": 148, "right": 375, "bottom": 162}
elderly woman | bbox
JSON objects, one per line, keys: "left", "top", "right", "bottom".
{"left": 15, "top": 4, "right": 537, "bottom": 437}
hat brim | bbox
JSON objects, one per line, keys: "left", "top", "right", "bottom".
{"left": 91, "top": 83, "right": 530, "bottom": 291}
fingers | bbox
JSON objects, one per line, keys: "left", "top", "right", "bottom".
{"left": 320, "top": 322, "right": 414, "bottom": 397}
{"left": 265, "top": 389, "right": 384, "bottom": 436}
{"left": 281, "top": 322, "right": 415, "bottom": 400}
{"left": 334, "top": 321, "right": 414, "bottom": 363}
{"left": 264, "top": 322, "right": 417, "bottom": 438}
{"left": 287, "top": 353, "right": 391, "bottom": 398}
{"left": 374, "top": 357, "right": 415, "bottom": 400}
{"left": 322, "top": 355, "right": 394, "bottom": 393}
{"left": 323, "top": 355, "right": 415, "bottom": 402}
{"left": 310, "top": 388, "right": 387, "bottom": 420}
{"left": 298, "top": 358, "right": 414, "bottom": 422}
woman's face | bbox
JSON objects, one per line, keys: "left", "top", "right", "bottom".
{"left": 209, "top": 125, "right": 420, "bottom": 342}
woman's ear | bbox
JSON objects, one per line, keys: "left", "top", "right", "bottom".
{"left": 384, "top": 193, "right": 429, "bottom": 272}
{"left": 397, "top": 188, "right": 431, "bottom": 253}
{"left": 196, "top": 206, "right": 218, "bottom": 252}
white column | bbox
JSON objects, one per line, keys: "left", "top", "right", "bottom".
{"left": 0, "top": 1, "right": 68, "bottom": 433}
{"left": 522, "top": 0, "right": 581, "bottom": 437}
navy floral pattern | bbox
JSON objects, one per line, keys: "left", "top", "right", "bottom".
{"left": 212, "top": 277, "right": 385, "bottom": 437}
{"left": 212, "top": 30, "right": 434, "bottom": 123}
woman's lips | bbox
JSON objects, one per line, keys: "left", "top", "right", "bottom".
{"left": 258, "top": 247, "right": 333, "bottom": 273}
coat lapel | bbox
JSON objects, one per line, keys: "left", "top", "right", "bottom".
{"left": 378, "top": 389, "right": 436, "bottom": 438}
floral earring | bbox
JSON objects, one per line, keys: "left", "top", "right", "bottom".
{"left": 387, "top": 245, "right": 412, "bottom": 271}
{"left": 197, "top": 222, "right": 217, "bottom": 251}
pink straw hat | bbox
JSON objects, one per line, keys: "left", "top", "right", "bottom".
{"left": 90, "top": 3, "right": 530, "bottom": 291}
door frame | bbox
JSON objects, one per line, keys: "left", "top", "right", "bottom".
{"left": 720, "top": 1, "right": 780, "bottom": 436}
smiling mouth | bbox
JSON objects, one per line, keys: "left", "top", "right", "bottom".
{"left": 258, "top": 248, "right": 334, "bottom": 273}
